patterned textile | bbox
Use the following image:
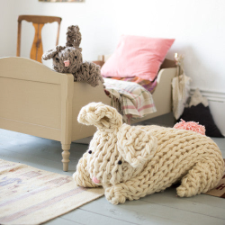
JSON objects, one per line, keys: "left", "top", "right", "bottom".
{"left": 109, "top": 76, "right": 157, "bottom": 94}
{"left": 104, "top": 78, "right": 156, "bottom": 121}
{"left": 0, "top": 159, "right": 103, "bottom": 225}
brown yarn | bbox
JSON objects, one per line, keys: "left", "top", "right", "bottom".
{"left": 42, "top": 25, "right": 103, "bottom": 87}
{"left": 66, "top": 25, "right": 82, "bottom": 49}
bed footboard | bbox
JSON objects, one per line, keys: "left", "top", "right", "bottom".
{"left": 0, "top": 57, "right": 74, "bottom": 171}
{"left": 0, "top": 57, "right": 111, "bottom": 171}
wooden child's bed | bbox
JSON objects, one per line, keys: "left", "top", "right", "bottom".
{"left": 0, "top": 57, "right": 176, "bottom": 171}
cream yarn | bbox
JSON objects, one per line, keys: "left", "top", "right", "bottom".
{"left": 73, "top": 102, "right": 224, "bottom": 204}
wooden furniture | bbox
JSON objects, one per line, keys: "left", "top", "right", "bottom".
{"left": 0, "top": 57, "right": 176, "bottom": 171}
{"left": 17, "top": 15, "right": 62, "bottom": 63}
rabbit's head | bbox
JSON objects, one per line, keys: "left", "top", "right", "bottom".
{"left": 42, "top": 25, "right": 83, "bottom": 73}
{"left": 77, "top": 103, "right": 158, "bottom": 186}
{"left": 42, "top": 46, "right": 82, "bottom": 73}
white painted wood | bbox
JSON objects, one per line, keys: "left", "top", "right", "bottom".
{"left": 60, "top": 70, "right": 74, "bottom": 171}
{"left": 43, "top": 217, "right": 83, "bottom": 225}
{"left": 0, "top": 57, "right": 176, "bottom": 171}
{"left": 190, "top": 88, "right": 225, "bottom": 103}
{"left": 0, "top": 117, "right": 61, "bottom": 141}
{"left": 191, "top": 88, "right": 225, "bottom": 96}
{"left": 71, "top": 82, "right": 110, "bottom": 141}
{"left": 142, "top": 187, "right": 225, "bottom": 220}
{"left": 61, "top": 208, "right": 135, "bottom": 225}
{"left": 0, "top": 78, "right": 61, "bottom": 128}
{"left": 79, "top": 200, "right": 180, "bottom": 225}
{"left": 80, "top": 196, "right": 225, "bottom": 225}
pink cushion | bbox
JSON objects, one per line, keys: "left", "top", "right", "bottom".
{"left": 101, "top": 35, "right": 175, "bottom": 81}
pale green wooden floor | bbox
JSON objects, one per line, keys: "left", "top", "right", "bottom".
{"left": 0, "top": 114, "right": 225, "bottom": 225}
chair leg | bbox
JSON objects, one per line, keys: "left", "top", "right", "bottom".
{"left": 61, "top": 144, "right": 71, "bottom": 172}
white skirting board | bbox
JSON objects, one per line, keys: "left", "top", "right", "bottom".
{"left": 191, "top": 88, "right": 225, "bottom": 136}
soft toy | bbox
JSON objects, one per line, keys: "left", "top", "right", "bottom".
{"left": 73, "top": 102, "right": 224, "bottom": 205}
{"left": 174, "top": 119, "right": 206, "bottom": 135}
{"left": 42, "top": 25, "right": 104, "bottom": 87}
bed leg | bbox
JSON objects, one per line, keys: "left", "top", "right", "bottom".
{"left": 61, "top": 144, "right": 71, "bottom": 172}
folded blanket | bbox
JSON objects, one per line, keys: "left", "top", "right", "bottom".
{"left": 108, "top": 76, "right": 157, "bottom": 94}
{"left": 104, "top": 78, "right": 156, "bottom": 122}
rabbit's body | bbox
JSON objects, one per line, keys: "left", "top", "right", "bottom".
{"left": 74, "top": 62, "right": 104, "bottom": 87}
{"left": 73, "top": 102, "right": 224, "bottom": 204}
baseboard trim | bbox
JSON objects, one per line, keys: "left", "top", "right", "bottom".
{"left": 190, "top": 88, "right": 225, "bottom": 103}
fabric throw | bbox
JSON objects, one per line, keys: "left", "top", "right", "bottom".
{"left": 108, "top": 76, "right": 157, "bottom": 94}
{"left": 206, "top": 159, "right": 225, "bottom": 198}
{"left": 0, "top": 159, "right": 104, "bottom": 225}
{"left": 104, "top": 78, "right": 156, "bottom": 121}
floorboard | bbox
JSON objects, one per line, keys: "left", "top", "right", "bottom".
{"left": 80, "top": 195, "right": 225, "bottom": 225}
{"left": 61, "top": 208, "right": 137, "bottom": 225}
{"left": 44, "top": 217, "right": 84, "bottom": 225}
{"left": 141, "top": 188, "right": 225, "bottom": 220}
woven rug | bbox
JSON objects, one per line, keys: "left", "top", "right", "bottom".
{"left": 205, "top": 159, "right": 225, "bottom": 198}
{"left": 0, "top": 159, "right": 104, "bottom": 225}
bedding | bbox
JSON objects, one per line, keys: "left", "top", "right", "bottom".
{"left": 103, "top": 78, "right": 156, "bottom": 122}
{"left": 107, "top": 76, "right": 157, "bottom": 94}
{"left": 101, "top": 35, "right": 175, "bottom": 81}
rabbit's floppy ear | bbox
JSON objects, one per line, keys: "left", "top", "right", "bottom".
{"left": 42, "top": 46, "right": 65, "bottom": 60}
{"left": 66, "top": 25, "right": 82, "bottom": 48}
{"left": 117, "top": 124, "right": 157, "bottom": 168}
{"left": 78, "top": 102, "right": 122, "bottom": 130}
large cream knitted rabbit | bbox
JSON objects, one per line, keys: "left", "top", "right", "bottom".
{"left": 73, "top": 102, "right": 224, "bottom": 205}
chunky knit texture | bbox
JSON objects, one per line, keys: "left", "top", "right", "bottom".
{"left": 73, "top": 102, "right": 224, "bottom": 204}
{"left": 42, "top": 25, "right": 103, "bottom": 87}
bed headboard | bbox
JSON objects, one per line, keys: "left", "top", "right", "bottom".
{"left": 93, "top": 55, "right": 176, "bottom": 70}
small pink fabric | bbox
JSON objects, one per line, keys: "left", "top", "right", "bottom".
{"left": 101, "top": 35, "right": 175, "bottom": 81}
{"left": 64, "top": 60, "right": 70, "bottom": 67}
{"left": 92, "top": 177, "right": 100, "bottom": 184}
{"left": 174, "top": 119, "right": 206, "bottom": 135}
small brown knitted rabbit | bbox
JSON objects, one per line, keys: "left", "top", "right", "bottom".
{"left": 42, "top": 25, "right": 104, "bottom": 87}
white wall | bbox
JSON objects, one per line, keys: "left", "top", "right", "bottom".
{"left": 0, "top": 1, "right": 17, "bottom": 57}
{"left": 1, "top": 0, "right": 225, "bottom": 91}
{"left": 1, "top": 0, "right": 225, "bottom": 133}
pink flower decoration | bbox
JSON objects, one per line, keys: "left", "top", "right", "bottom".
{"left": 174, "top": 119, "right": 206, "bottom": 135}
